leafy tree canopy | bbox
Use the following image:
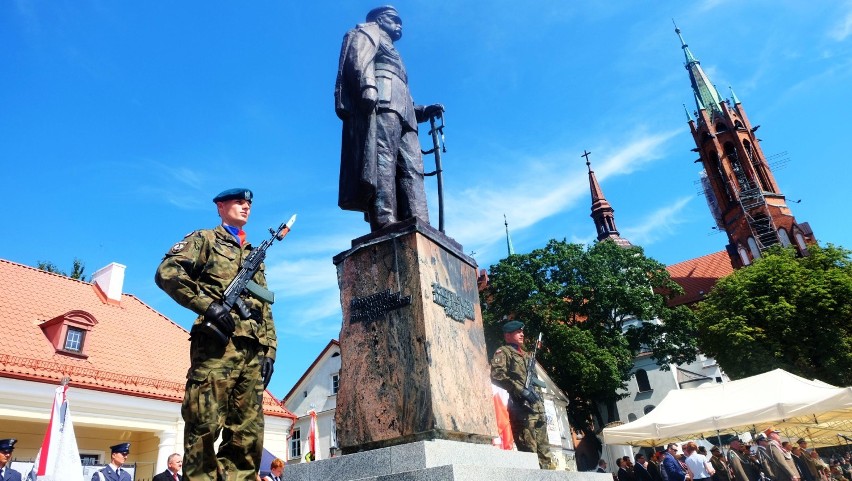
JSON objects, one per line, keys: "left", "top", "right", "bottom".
{"left": 696, "top": 244, "right": 852, "bottom": 386}
{"left": 482, "top": 239, "right": 699, "bottom": 432}
{"left": 36, "top": 258, "right": 88, "bottom": 281}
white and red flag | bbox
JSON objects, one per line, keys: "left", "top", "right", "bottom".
{"left": 305, "top": 409, "right": 320, "bottom": 462}
{"left": 28, "top": 383, "right": 84, "bottom": 481}
{"left": 491, "top": 383, "right": 515, "bottom": 450}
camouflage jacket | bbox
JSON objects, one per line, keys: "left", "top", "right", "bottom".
{"left": 155, "top": 225, "right": 277, "bottom": 360}
{"left": 490, "top": 344, "right": 544, "bottom": 415}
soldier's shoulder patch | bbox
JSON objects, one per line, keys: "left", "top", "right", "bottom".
{"left": 169, "top": 241, "right": 189, "bottom": 254}
{"left": 492, "top": 349, "right": 506, "bottom": 363}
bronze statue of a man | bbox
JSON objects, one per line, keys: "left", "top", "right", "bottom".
{"left": 335, "top": 5, "right": 443, "bottom": 231}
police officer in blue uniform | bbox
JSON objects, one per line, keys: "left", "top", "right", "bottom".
{"left": 92, "top": 443, "right": 132, "bottom": 481}
{"left": 0, "top": 439, "right": 22, "bottom": 481}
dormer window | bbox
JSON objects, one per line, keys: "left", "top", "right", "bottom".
{"left": 64, "top": 327, "right": 85, "bottom": 352}
{"left": 39, "top": 310, "right": 97, "bottom": 359}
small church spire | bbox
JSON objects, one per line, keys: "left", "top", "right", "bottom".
{"left": 504, "top": 214, "right": 515, "bottom": 256}
{"left": 583, "top": 150, "right": 632, "bottom": 247}
{"left": 729, "top": 85, "right": 741, "bottom": 105}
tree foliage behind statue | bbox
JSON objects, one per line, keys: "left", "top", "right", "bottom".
{"left": 36, "top": 258, "right": 88, "bottom": 281}
{"left": 695, "top": 244, "right": 852, "bottom": 386}
{"left": 481, "top": 239, "right": 699, "bottom": 434}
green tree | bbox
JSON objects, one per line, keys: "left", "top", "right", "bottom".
{"left": 36, "top": 258, "right": 88, "bottom": 281}
{"left": 482, "top": 239, "right": 699, "bottom": 433}
{"left": 695, "top": 244, "right": 852, "bottom": 385}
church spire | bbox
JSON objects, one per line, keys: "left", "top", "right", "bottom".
{"left": 674, "top": 22, "right": 723, "bottom": 116}
{"left": 676, "top": 24, "right": 815, "bottom": 269}
{"left": 504, "top": 214, "right": 515, "bottom": 256}
{"left": 583, "top": 150, "right": 632, "bottom": 247}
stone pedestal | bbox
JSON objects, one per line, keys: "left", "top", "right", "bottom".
{"left": 281, "top": 439, "right": 608, "bottom": 481}
{"left": 333, "top": 219, "right": 497, "bottom": 452}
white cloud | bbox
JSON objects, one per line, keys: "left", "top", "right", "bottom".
{"left": 449, "top": 128, "right": 684, "bottom": 258}
{"left": 621, "top": 196, "right": 693, "bottom": 246}
{"left": 265, "top": 256, "right": 338, "bottom": 297}
{"left": 829, "top": 9, "right": 852, "bottom": 41}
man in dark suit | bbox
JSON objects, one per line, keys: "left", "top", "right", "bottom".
{"left": 663, "top": 443, "right": 689, "bottom": 481}
{"left": 152, "top": 453, "right": 182, "bottom": 481}
{"left": 0, "top": 439, "right": 22, "bottom": 481}
{"left": 635, "top": 453, "right": 656, "bottom": 481}
{"left": 92, "top": 443, "right": 132, "bottom": 481}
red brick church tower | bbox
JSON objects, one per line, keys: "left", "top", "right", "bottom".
{"left": 675, "top": 26, "right": 815, "bottom": 268}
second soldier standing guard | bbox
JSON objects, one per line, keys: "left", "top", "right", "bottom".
{"left": 156, "top": 188, "right": 278, "bottom": 481}
{"left": 490, "top": 320, "right": 555, "bottom": 470}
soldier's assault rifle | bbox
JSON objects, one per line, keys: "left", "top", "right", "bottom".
{"left": 519, "top": 332, "right": 544, "bottom": 408}
{"left": 202, "top": 214, "right": 297, "bottom": 342}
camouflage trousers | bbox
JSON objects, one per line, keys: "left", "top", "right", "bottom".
{"left": 183, "top": 333, "right": 265, "bottom": 481}
{"left": 511, "top": 413, "right": 555, "bottom": 470}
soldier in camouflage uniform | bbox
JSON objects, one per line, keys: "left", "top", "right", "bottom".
{"left": 155, "top": 188, "right": 277, "bottom": 481}
{"left": 490, "top": 320, "right": 555, "bottom": 470}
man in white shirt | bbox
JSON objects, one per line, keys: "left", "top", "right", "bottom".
{"left": 684, "top": 442, "right": 713, "bottom": 481}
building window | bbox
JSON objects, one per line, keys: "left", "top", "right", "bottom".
{"left": 332, "top": 374, "right": 340, "bottom": 395}
{"left": 64, "top": 328, "right": 84, "bottom": 352}
{"left": 794, "top": 231, "right": 808, "bottom": 252}
{"left": 80, "top": 454, "right": 100, "bottom": 466}
{"left": 778, "top": 228, "right": 791, "bottom": 247}
{"left": 738, "top": 246, "right": 751, "bottom": 266}
{"left": 644, "top": 405, "right": 656, "bottom": 415}
{"left": 628, "top": 413, "right": 637, "bottom": 422}
{"left": 748, "top": 237, "right": 761, "bottom": 260}
{"left": 290, "top": 428, "right": 301, "bottom": 459}
{"left": 635, "top": 369, "right": 652, "bottom": 393}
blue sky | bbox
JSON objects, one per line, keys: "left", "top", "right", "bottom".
{"left": 3, "top": 1, "right": 851, "bottom": 402}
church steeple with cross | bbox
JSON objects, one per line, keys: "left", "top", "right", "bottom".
{"left": 674, "top": 24, "right": 815, "bottom": 268}
{"left": 584, "top": 150, "right": 632, "bottom": 248}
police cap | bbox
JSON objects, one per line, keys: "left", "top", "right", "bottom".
{"left": 366, "top": 5, "right": 399, "bottom": 22}
{"left": 110, "top": 442, "right": 131, "bottom": 454}
{"left": 213, "top": 188, "right": 253, "bottom": 204}
{"left": 0, "top": 438, "right": 16, "bottom": 451}
{"left": 502, "top": 320, "right": 524, "bottom": 333}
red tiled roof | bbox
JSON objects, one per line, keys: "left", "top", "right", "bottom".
{"left": 0, "top": 259, "right": 294, "bottom": 419}
{"left": 665, "top": 250, "right": 734, "bottom": 306}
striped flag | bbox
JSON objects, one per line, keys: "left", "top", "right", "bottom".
{"left": 304, "top": 409, "right": 320, "bottom": 462}
{"left": 492, "top": 383, "right": 515, "bottom": 450}
{"left": 29, "top": 384, "right": 84, "bottom": 481}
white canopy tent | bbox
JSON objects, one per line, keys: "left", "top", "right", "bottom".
{"left": 601, "top": 369, "right": 852, "bottom": 448}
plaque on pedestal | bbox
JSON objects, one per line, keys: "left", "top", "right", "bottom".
{"left": 333, "top": 218, "right": 498, "bottom": 453}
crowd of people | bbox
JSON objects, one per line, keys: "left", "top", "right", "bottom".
{"left": 604, "top": 428, "right": 852, "bottom": 481}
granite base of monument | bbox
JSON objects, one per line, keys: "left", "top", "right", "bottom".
{"left": 332, "top": 219, "right": 497, "bottom": 452}
{"left": 281, "top": 439, "right": 610, "bottom": 481}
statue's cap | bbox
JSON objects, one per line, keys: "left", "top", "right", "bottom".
{"left": 502, "top": 320, "right": 524, "bottom": 333}
{"left": 213, "top": 188, "right": 253, "bottom": 203}
{"left": 366, "top": 5, "right": 399, "bottom": 22}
